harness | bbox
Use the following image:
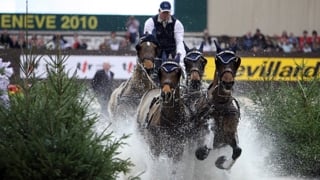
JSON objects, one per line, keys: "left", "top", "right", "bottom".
{"left": 144, "top": 95, "right": 191, "bottom": 133}
{"left": 190, "top": 83, "right": 241, "bottom": 127}
{"left": 212, "top": 93, "right": 240, "bottom": 117}
{"left": 144, "top": 95, "right": 160, "bottom": 128}
{"left": 116, "top": 58, "right": 157, "bottom": 106}
{"left": 143, "top": 61, "right": 192, "bottom": 133}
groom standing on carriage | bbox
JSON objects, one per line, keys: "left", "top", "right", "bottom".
{"left": 143, "top": 1, "right": 186, "bottom": 83}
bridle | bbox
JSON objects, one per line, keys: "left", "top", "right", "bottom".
{"left": 158, "top": 61, "right": 182, "bottom": 106}
{"left": 184, "top": 50, "right": 207, "bottom": 91}
{"left": 184, "top": 50, "right": 207, "bottom": 77}
{"left": 215, "top": 50, "right": 241, "bottom": 90}
{"left": 135, "top": 34, "right": 160, "bottom": 70}
{"left": 137, "top": 41, "right": 158, "bottom": 67}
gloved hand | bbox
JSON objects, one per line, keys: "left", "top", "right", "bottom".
{"left": 174, "top": 53, "right": 181, "bottom": 63}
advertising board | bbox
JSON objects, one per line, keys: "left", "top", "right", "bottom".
{"left": 20, "top": 55, "right": 320, "bottom": 81}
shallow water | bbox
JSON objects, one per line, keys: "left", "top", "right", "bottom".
{"left": 92, "top": 96, "right": 308, "bottom": 180}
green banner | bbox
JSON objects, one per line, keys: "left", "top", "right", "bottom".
{"left": 0, "top": 13, "right": 143, "bottom": 31}
{"left": 1, "top": 9, "right": 206, "bottom": 32}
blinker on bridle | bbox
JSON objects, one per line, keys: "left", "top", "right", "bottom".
{"left": 215, "top": 50, "right": 239, "bottom": 76}
{"left": 184, "top": 50, "right": 206, "bottom": 75}
{"left": 215, "top": 50, "right": 239, "bottom": 64}
{"left": 159, "top": 61, "right": 181, "bottom": 88}
{"left": 185, "top": 50, "right": 203, "bottom": 62}
{"left": 215, "top": 50, "right": 239, "bottom": 86}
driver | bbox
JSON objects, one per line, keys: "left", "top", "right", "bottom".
{"left": 143, "top": 1, "right": 186, "bottom": 82}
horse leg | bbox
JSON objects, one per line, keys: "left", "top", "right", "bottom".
{"left": 195, "top": 113, "right": 228, "bottom": 160}
{"left": 195, "top": 119, "right": 214, "bottom": 160}
{"left": 215, "top": 132, "right": 241, "bottom": 170}
{"left": 172, "top": 141, "right": 185, "bottom": 163}
{"left": 215, "top": 114, "right": 241, "bottom": 170}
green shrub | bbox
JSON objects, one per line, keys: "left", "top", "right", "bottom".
{"left": 250, "top": 79, "right": 320, "bottom": 177}
{"left": 0, "top": 53, "right": 133, "bottom": 180}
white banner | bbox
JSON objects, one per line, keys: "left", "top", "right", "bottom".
{"left": 20, "top": 55, "right": 137, "bottom": 79}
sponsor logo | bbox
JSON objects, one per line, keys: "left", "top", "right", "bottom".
{"left": 204, "top": 57, "right": 320, "bottom": 81}
{"left": 77, "top": 61, "right": 93, "bottom": 73}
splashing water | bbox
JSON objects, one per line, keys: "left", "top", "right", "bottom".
{"left": 91, "top": 96, "right": 305, "bottom": 180}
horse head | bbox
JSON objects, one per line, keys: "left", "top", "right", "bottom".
{"left": 184, "top": 42, "right": 207, "bottom": 91}
{"left": 135, "top": 34, "right": 160, "bottom": 71}
{"left": 214, "top": 40, "right": 241, "bottom": 93}
{"left": 158, "top": 59, "right": 182, "bottom": 103}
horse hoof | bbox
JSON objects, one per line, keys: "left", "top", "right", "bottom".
{"left": 232, "top": 147, "right": 242, "bottom": 160}
{"left": 195, "top": 146, "right": 210, "bottom": 160}
{"left": 215, "top": 156, "right": 227, "bottom": 169}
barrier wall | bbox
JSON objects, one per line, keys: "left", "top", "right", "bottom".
{"left": 204, "top": 57, "right": 320, "bottom": 81}
{"left": 1, "top": 50, "right": 319, "bottom": 82}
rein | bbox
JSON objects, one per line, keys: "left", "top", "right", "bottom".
{"left": 210, "top": 83, "right": 241, "bottom": 119}
{"left": 189, "top": 87, "right": 216, "bottom": 122}
{"left": 144, "top": 93, "right": 186, "bottom": 131}
{"left": 117, "top": 58, "right": 157, "bottom": 104}
{"left": 136, "top": 58, "right": 157, "bottom": 88}
{"left": 190, "top": 80, "right": 239, "bottom": 122}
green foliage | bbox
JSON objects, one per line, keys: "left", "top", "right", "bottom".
{"left": 0, "top": 53, "right": 133, "bottom": 179}
{"left": 250, "top": 79, "right": 320, "bottom": 177}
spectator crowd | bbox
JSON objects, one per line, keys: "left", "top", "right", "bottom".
{"left": 1, "top": 24, "right": 320, "bottom": 54}
{"left": 237, "top": 29, "right": 320, "bottom": 53}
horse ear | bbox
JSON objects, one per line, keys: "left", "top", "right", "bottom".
{"left": 199, "top": 41, "right": 204, "bottom": 53}
{"left": 135, "top": 35, "right": 145, "bottom": 52}
{"left": 235, "top": 57, "right": 241, "bottom": 70}
{"left": 231, "top": 44, "right": 238, "bottom": 53}
{"left": 183, "top": 41, "right": 190, "bottom": 52}
{"left": 135, "top": 42, "right": 141, "bottom": 56}
{"left": 174, "top": 54, "right": 180, "bottom": 63}
{"left": 161, "top": 51, "right": 167, "bottom": 62}
{"left": 135, "top": 44, "right": 141, "bottom": 52}
{"left": 214, "top": 40, "right": 222, "bottom": 53}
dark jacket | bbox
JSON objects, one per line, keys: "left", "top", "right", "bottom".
{"left": 91, "top": 70, "right": 114, "bottom": 99}
{"left": 152, "top": 15, "right": 177, "bottom": 57}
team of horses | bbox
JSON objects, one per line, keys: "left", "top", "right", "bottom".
{"left": 106, "top": 34, "right": 242, "bottom": 170}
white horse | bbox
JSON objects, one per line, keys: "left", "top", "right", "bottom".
{"left": 108, "top": 35, "right": 159, "bottom": 121}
